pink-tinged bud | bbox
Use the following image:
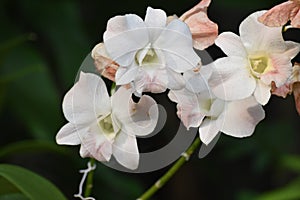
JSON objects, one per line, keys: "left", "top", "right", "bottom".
{"left": 272, "top": 63, "right": 300, "bottom": 115}
{"left": 179, "top": 0, "right": 218, "bottom": 50}
{"left": 91, "top": 43, "right": 119, "bottom": 82}
{"left": 259, "top": 0, "right": 300, "bottom": 28}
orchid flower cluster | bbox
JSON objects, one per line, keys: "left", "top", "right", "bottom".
{"left": 56, "top": 0, "right": 300, "bottom": 173}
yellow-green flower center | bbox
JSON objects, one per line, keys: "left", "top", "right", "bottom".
{"left": 135, "top": 47, "right": 159, "bottom": 66}
{"left": 99, "top": 114, "right": 114, "bottom": 135}
{"left": 249, "top": 56, "right": 269, "bottom": 74}
{"left": 143, "top": 48, "right": 158, "bottom": 64}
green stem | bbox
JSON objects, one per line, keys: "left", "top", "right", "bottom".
{"left": 137, "top": 137, "right": 201, "bottom": 200}
{"left": 84, "top": 158, "right": 96, "bottom": 197}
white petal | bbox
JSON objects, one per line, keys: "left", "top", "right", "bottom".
{"left": 79, "top": 145, "right": 90, "bottom": 158}
{"left": 111, "top": 86, "right": 143, "bottom": 132}
{"left": 221, "top": 96, "right": 265, "bottom": 137}
{"left": 184, "top": 66, "right": 212, "bottom": 94}
{"left": 111, "top": 86, "right": 133, "bottom": 120}
{"left": 122, "top": 95, "right": 158, "bottom": 136}
{"left": 145, "top": 7, "right": 167, "bottom": 41}
{"left": 145, "top": 7, "right": 167, "bottom": 28}
{"left": 207, "top": 98, "right": 225, "bottom": 118}
{"left": 166, "top": 68, "right": 186, "bottom": 90}
{"left": 209, "top": 57, "right": 256, "bottom": 101}
{"left": 104, "top": 15, "right": 149, "bottom": 66}
{"left": 215, "top": 32, "right": 247, "bottom": 57}
{"left": 115, "top": 65, "right": 139, "bottom": 85}
{"left": 63, "top": 72, "right": 110, "bottom": 125}
{"left": 112, "top": 131, "right": 139, "bottom": 170}
{"left": 154, "top": 19, "right": 200, "bottom": 73}
{"left": 56, "top": 123, "right": 87, "bottom": 145}
{"left": 199, "top": 118, "right": 222, "bottom": 145}
{"left": 239, "top": 11, "right": 285, "bottom": 53}
{"left": 254, "top": 80, "right": 271, "bottom": 105}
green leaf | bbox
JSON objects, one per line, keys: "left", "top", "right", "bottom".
{"left": 0, "top": 193, "right": 28, "bottom": 200}
{"left": 0, "top": 177, "right": 19, "bottom": 195}
{"left": 2, "top": 45, "right": 62, "bottom": 140}
{"left": 0, "top": 164, "right": 67, "bottom": 200}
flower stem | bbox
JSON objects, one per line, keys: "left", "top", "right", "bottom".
{"left": 84, "top": 158, "right": 96, "bottom": 197}
{"left": 137, "top": 137, "right": 201, "bottom": 200}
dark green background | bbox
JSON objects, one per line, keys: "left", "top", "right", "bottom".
{"left": 1, "top": 0, "right": 300, "bottom": 199}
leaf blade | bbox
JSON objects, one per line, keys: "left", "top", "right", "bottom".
{"left": 0, "top": 164, "right": 67, "bottom": 200}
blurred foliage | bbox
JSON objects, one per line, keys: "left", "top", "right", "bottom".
{"left": 0, "top": 0, "right": 299, "bottom": 199}
{"left": 0, "top": 164, "right": 66, "bottom": 200}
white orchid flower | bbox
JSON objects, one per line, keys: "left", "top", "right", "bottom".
{"left": 56, "top": 72, "right": 158, "bottom": 170}
{"left": 103, "top": 7, "right": 200, "bottom": 95}
{"left": 168, "top": 66, "right": 265, "bottom": 145}
{"left": 210, "top": 11, "right": 300, "bottom": 105}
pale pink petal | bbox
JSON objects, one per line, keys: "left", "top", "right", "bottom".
{"left": 240, "top": 11, "right": 285, "bottom": 53}
{"left": 260, "top": 54, "right": 292, "bottom": 86}
{"left": 80, "top": 122, "right": 113, "bottom": 162}
{"left": 221, "top": 96, "right": 265, "bottom": 137}
{"left": 258, "top": 1, "right": 296, "bottom": 27}
{"left": 291, "top": 8, "right": 300, "bottom": 28}
{"left": 101, "top": 65, "right": 118, "bottom": 82}
{"left": 63, "top": 72, "right": 110, "bottom": 125}
{"left": 293, "top": 82, "right": 300, "bottom": 115}
{"left": 271, "top": 63, "right": 300, "bottom": 98}
{"left": 56, "top": 123, "right": 87, "bottom": 145}
{"left": 254, "top": 80, "right": 271, "bottom": 105}
{"left": 103, "top": 15, "right": 149, "bottom": 66}
{"left": 271, "top": 82, "right": 292, "bottom": 98}
{"left": 209, "top": 57, "right": 256, "bottom": 101}
{"left": 168, "top": 89, "right": 205, "bottom": 129}
{"left": 112, "top": 131, "right": 139, "bottom": 170}
{"left": 180, "top": 0, "right": 218, "bottom": 50}
{"left": 134, "top": 69, "right": 168, "bottom": 94}
{"left": 91, "top": 43, "right": 119, "bottom": 82}
{"left": 199, "top": 118, "right": 222, "bottom": 145}
{"left": 122, "top": 95, "right": 159, "bottom": 137}
{"left": 154, "top": 19, "right": 200, "bottom": 73}
{"left": 180, "top": 0, "right": 211, "bottom": 20}
{"left": 215, "top": 32, "right": 247, "bottom": 57}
